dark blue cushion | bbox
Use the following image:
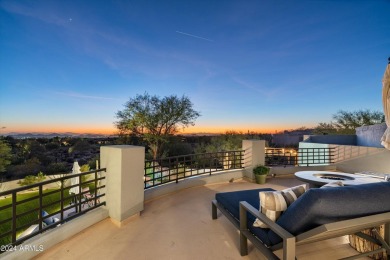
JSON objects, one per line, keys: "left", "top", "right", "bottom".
{"left": 216, "top": 188, "right": 274, "bottom": 246}
{"left": 268, "top": 181, "right": 390, "bottom": 245}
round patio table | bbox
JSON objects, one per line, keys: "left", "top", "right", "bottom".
{"left": 294, "top": 171, "right": 384, "bottom": 188}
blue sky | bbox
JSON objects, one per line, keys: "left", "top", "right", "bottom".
{"left": 1, "top": 0, "right": 389, "bottom": 134}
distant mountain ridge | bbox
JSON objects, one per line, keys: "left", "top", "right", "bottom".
{"left": 2, "top": 132, "right": 116, "bottom": 139}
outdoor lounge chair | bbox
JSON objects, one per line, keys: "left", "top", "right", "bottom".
{"left": 17, "top": 224, "right": 39, "bottom": 240}
{"left": 82, "top": 187, "right": 100, "bottom": 209}
{"left": 41, "top": 210, "right": 60, "bottom": 226}
{"left": 212, "top": 182, "right": 390, "bottom": 260}
{"left": 17, "top": 211, "right": 61, "bottom": 241}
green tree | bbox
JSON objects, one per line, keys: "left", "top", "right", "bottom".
{"left": 313, "top": 122, "right": 339, "bottom": 135}
{"left": 195, "top": 131, "right": 250, "bottom": 153}
{"left": 314, "top": 109, "right": 385, "bottom": 135}
{"left": 7, "top": 158, "right": 42, "bottom": 179}
{"left": 88, "top": 155, "right": 100, "bottom": 169}
{"left": 162, "top": 141, "right": 193, "bottom": 157}
{"left": 45, "top": 162, "right": 68, "bottom": 174}
{"left": 68, "top": 139, "right": 91, "bottom": 154}
{"left": 0, "top": 139, "right": 12, "bottom": 173}
{"left": 26, "top": 140, "right": 46, "bottom": 159}
{"left": 45, "top": 142, "right": 60, "bottom": 150}
{"left": 116, "top": 93, "right": 200, "bottom": 159}
{"left": 193, "top": 131, "right": 251, "bottom": 169}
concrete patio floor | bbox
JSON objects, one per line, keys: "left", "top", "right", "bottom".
{"left": 34, "top": 175, "right": 368, "bottom": 260}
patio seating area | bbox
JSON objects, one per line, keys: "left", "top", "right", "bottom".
{"left": 213, "top": 180, "right": 390, "bottom": 259}
{"left": 33, "top": 175, "right": 374, "bottom": 260}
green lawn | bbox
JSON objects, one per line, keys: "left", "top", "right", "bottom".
{"left": 0, "top": 188, "right": 74, "bottom": 246}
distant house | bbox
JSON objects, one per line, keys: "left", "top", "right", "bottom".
{"left": 272, "top": 129, "right": 313, "bottom": 147}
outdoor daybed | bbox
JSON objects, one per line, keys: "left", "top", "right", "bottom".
{"left": 212, "top": 182, "right": 390, "bottom": 260}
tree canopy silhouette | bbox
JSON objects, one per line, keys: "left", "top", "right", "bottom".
{"left": 0, "top": 139, "right": 12, "bottom": 173}
{"left": 314, "top": 109, "right": 385, "bottom": 134}
{"left": 116, "top": 93, "right": 200, "bottom": 159}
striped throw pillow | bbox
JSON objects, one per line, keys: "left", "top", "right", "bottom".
{"left": 253, "top": 184, "right": 307, "bottom": 228}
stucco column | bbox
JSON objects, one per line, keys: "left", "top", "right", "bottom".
{"left": 242, "top": 140, "right": 265, "bottom": 180}
{"left": 100, "top": 145, "right": 145, "bottom": 226}
{"left": 385, "top": 224, "right": 390, "bottom": 253}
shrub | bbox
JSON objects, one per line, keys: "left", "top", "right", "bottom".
{"left": 17, "top": 172, "right": 46, "bottom": 186}
{"left": 253, "top": 165, "right": 270, "bottom": 175}
{"left": 7, "top": 158, "right": 42, "bottom": 179}
{"left": 45, "top": 162, "right": 68, "bottom": 174}
{"left": 80, "top": 164, "right": 92, "bottom": 187}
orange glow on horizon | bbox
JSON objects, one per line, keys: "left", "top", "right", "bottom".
{"left": 179, "top": 126, "right": 283, "bottom": 134}
{"left": 4, "top": 124, "right": 299, "bottom": 135}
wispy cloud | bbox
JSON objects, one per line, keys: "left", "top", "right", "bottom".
{"left": 1, "top": 2, "right": 217, "bottom": 80}
{"left": 1, "top": 1, "right": 70, "bottom": 27}
{"left": 232, "top": 77, "right": 284, "bottom": 100}
{"left": 54, "top": 91, "right": 115, "bottom": 100}
{"left": 176, "top": 31, "right": 214, "bottom": 42}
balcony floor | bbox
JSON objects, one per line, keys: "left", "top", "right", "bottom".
{"left": 34, "top": 175, "right": 367, "bottom": 260}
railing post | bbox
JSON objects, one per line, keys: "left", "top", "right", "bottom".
{"left": 385, "top": 223, "right": 390, "bottom": 256}
{"left": 233, "top": 151, "right": 236, "bottom": 168}
{"left": 100, "top": 145, "right": 145, "bottom": 226}
{"left": 39, "top": 185, "right": 43, "bottom": 229}
{"left": 210, "top": 153, "right": 213, "bottom": 175}
{"left": 242, "top": 140, "right": 266, "bottom": 180}
{"left": 12, "top": 191, "right": 17, "bottom": 243}
{"left": 306, "top": 149, "right": 309, "bottom": 166}
{"left": 94, "top": 170, "right": 98, "bottom": 207}
{"left": 176, "top": 157, "right": 179, "bottom": 183}
{"left": 78, "top": 175, "right": 82, "bottom": 213}
{"left": 60, "top": 180, "right": 64, "bottom": 221}
{"left": 152, "top": 160, "right": 156, "bottom": 187}
{"left": 144, "top": 161, "right": 147, "bottom": 189}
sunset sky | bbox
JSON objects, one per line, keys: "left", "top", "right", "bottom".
{"left": 1, "top": 1, "right": 390, "bottom": 135}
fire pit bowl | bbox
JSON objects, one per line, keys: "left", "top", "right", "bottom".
{"left": 313, "top": 173, "right": 355, "bottom": 181}
{"left": 295, "top": 171, "right": 384, "bottom": 188}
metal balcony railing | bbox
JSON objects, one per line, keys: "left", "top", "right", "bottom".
{"left": 144, "top": 150, "right": 244, "bottom": 189}
{"left": 265, "top": 148, "right": 298, "bottom": 166}
{"left": 0, "top": 169, "right": 106, "bottom": 248}
{"left": 265, "top": 147, "right": 335, "bottom": 166}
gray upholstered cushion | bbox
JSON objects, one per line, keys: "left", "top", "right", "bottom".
{"left": 268, "top": 181, "right": 390, "bottom": 245}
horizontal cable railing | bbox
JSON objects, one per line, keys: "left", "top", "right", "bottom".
{"left": 265, "top": 147, "right": 335, "bottom": 166}
{"left": 144, "top": 150, "right": 244, "bottom": 189}
{"left": 0, "top": 168, "right": 106, "bottom": 249}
